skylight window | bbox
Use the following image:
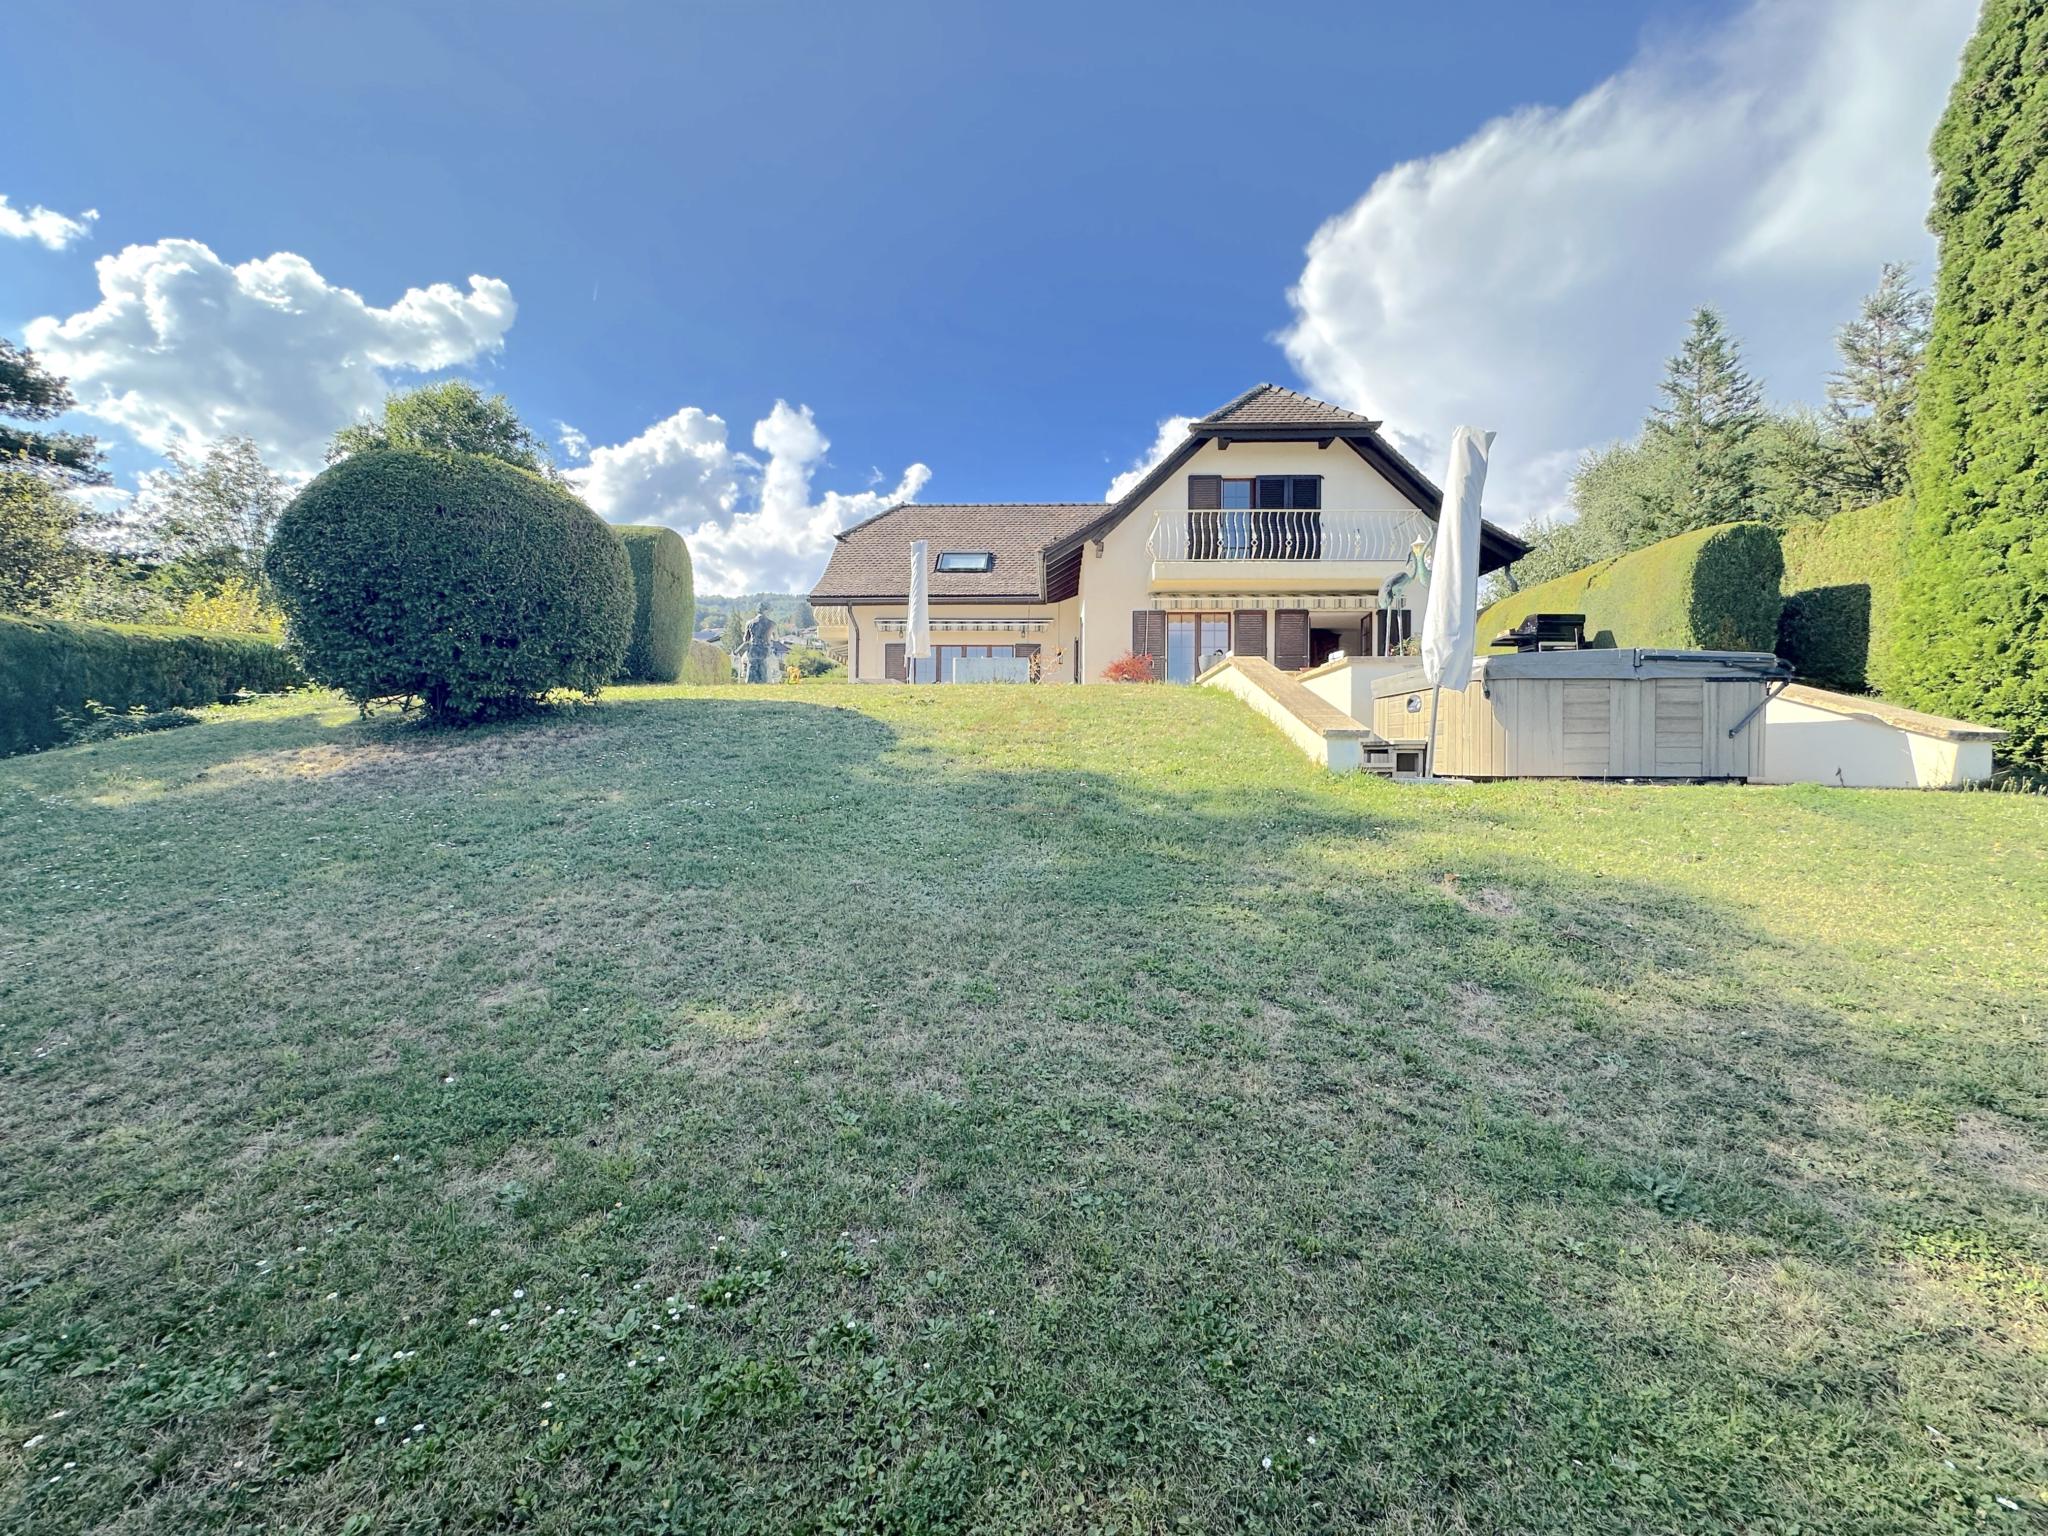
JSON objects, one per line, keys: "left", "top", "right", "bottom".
{"left": 936, "top": 551, "right": 995, "bottom": 573}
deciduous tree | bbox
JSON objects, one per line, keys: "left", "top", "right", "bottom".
{"left": 0, "top": 471, "right": 86, "bottom": 612}
{"left": 328, "top": 381, "right": 554, "bottom": 476}
{"left": 0, "top": 338, "right": 106, "bottom": 486}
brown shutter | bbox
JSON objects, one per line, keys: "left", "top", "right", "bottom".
{"left": 1232, "top": 609, "right": 1267, "bottom": 661}
{"left": 1014, "top": 642, "right": 1041, "bottom": 682}
{"left": 1132, "top": 610, "right": 1166, "bottom": 678}
{"left": 884, "top": 642, "right": 907, "bottom": 681}
{"left": 1272, "top": 609, "right": 1310, "bottom": 671}
{"left": 1187, "top": 474, "right": 1222, "bottom": 510}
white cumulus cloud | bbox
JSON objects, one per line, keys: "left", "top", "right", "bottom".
{"left": 1279, "top": 0, "right": 1976, "bottom": 527}
{"left": 1105, "top": 414, "right": 1194, "bottom": 501}
{"left": 0, "top": 195, "right": 98, "bottom": 250}
{"left": 569, "top": 401, "right": 930, "bottom": 594}
{"left": 23, "top": 239, "right": 516, "bottom": 475}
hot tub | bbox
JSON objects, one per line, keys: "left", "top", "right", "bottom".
{"left": 1369, "top": 650, "right": 1787, "bottom": 780}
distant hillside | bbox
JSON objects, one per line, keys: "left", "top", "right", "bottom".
{"left": 695, "top": 592, "right": 814, "bottom": 634}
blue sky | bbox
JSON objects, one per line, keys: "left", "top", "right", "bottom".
{"left": 3, "top": 0, "right": 1975, "bottom": 592}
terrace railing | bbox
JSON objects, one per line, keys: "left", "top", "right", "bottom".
{"left": 1147, "top": 507, "right": 1432, "bottom": 563}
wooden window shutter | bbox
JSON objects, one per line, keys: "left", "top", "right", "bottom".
{"left": 1187, "top": 474, "right": 1222, "bottom": 510}
{"left": 1132, "top": 610, "right": 1166, "bottom": 676}
{"left": 1232, "top": 609, "right": 1267, "bottom": 661}
{"left": 1273, "top": 609, "right": 1310, "bottom": 671}
{"left": 884, "top": 642, "right": 907, "bottom": 681}
{"left": 1014, "top": 641, "right": 1040, "bottom": 681}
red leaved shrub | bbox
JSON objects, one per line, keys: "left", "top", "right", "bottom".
{"left": 1103, "top": 650, "right": 1157, "bottom": 683}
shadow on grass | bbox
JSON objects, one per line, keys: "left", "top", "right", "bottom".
{"left": 0, "top": 689, "right": 2039, "bottom": 1534}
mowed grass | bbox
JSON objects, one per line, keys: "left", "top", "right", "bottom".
{"left": 2, "top": 682, "right": 2045, "bottom": 1535}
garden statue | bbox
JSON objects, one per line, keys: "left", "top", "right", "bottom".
{"left": 737, "top": 606, "right": 774, "bottom": 684}
{"left": 1379, "top": 536, "right": 1430, "bottom": 615}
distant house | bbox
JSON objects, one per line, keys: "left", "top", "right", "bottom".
{"left": 810, "top": 385, "right": 1526, "bottom": 683}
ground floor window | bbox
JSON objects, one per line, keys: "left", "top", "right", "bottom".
{"left": 910, "top": 643, "right": 1028, "bottom": 683}
{"left": 1164, "top": 613, "right": 1231, "bottom": 684}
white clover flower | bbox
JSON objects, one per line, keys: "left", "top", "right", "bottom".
{"left": 541, "top": 1400, "right": 552, "bottom": 1410}
{"left": 468, "top": 1318, "right": 480, "bottom": 1327}
{"left": 1261, "top": 1456, "right": 1272, "bottom": 1470}
{"left": 490, "top": 1309, "right": 502, "bottom": 1318}
{"left": 22, "top": 1434, "right": 46, "bottom": 1451}
{"left": 556, "top": 1372, "right": 566, "bottom": 1382}
{"left": 412, "top": 1423, "right": 423, "bottom": 1433}
{"left": 375, "top": 1416, "right": 387, "bottom": 1428}
{"left": 513, "top": 1289, "right": 524, "bottom": 1299}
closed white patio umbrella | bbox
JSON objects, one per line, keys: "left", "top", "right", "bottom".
{"left": 906, "top": 539, "right": 932, "bottom": 681}
{"left": 1420, "top": 427, "right": 1495, "bottom": 778}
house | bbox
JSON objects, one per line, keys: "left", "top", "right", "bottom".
{"left": 810, "top": 385, "right": 1527, "bottom": 683}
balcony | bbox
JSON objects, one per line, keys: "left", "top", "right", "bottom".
{"left": 1146, "top": 506, "right": 1434, "bottom": 591}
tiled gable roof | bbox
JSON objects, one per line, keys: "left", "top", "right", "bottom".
{"left": 1196, "top": 383, "right": 1378, "bottom": 429}
{"left": 811, "top": 502, "right": 1106, "bottom": 602}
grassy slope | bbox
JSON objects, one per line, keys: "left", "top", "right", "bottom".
{"left": 1, "top": 684, "right": 2044, "bottom": 1535}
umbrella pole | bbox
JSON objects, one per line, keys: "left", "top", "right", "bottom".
{"left": 1424, "top": 684, "right": 1442, "bottom": 779}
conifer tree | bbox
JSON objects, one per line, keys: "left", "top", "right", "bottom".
{"left": 1829, "top": 263, "right": 1930, "bottom": 506}
{"left": 1643, "top": 306, "right": 1764, "bottom": 538}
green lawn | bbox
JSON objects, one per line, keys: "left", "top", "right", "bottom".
{"left": 3, "top": 683, "right": 2045, "bottom": 1534}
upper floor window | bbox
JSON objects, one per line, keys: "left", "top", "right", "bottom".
{"left": 935, "top": 551, "right": 995, "bottom": 573}
{"left": 1189, "top": 475, "right": 1321, "bottom": 510}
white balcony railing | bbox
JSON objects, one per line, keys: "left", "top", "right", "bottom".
{"left": 1147, "top": 508, "right": 1431, "bottom": 564}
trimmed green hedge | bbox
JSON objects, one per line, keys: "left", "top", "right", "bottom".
{"left": 1480, "top": 521, "right": 1784, "bottom": 653}
{"left": 266, "top": 450, "right": 632, "bottom": 720}
{"left": 0, "top": 615, "right": 302, "bottom": 756}
{"left": 681, "top": 638, "right": 731, "bottom": 685}
{"left": 613, "top": 525, "right": 694, "bottom": 683}
{"left": 1776, "top": 497, "right": 1910, "bottom": 691}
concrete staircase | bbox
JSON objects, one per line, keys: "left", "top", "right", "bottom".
{"left": 1198, "top": 656, "right": 1422, "bottom": 776}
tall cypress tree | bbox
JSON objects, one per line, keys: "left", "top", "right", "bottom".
{"left": 1894, "top": 1, "right": 2048, "bottom": 760}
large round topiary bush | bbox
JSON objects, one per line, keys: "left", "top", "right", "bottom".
{"left": 266, "top": 449, "right": 633, "bottom": 720}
